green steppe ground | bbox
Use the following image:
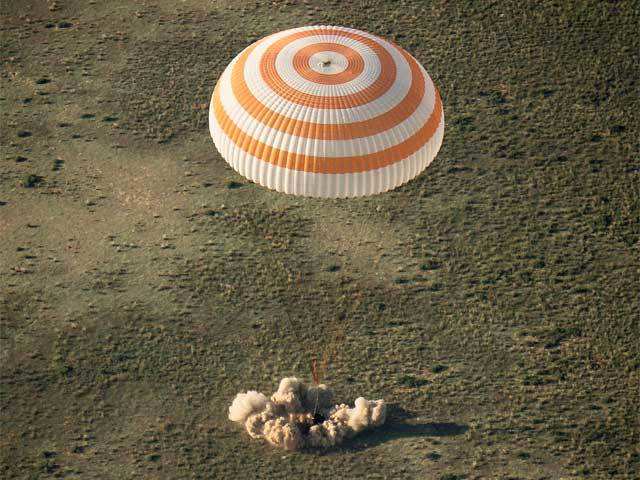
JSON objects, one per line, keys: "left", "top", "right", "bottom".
{"left": 1, "top": 0, "right": 639, "bottom": 478}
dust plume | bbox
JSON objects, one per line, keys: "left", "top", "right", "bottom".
{"left": 228, "top": 377, "right": 386, "bottom": 450}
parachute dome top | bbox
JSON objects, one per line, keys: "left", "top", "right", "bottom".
{"left": 209, "top": 25, "right": 444, "bottom": 198}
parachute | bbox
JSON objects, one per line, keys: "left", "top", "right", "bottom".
{"left": 209, "top": 25, "right": 444, "bottom": 198}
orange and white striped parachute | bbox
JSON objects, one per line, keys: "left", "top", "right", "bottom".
{"left": 209, "top": 26, "right": 444, "bottom": 198}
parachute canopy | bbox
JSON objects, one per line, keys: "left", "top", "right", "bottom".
{"left": 209, "top": 25, "right": 444, "bottom": 198}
